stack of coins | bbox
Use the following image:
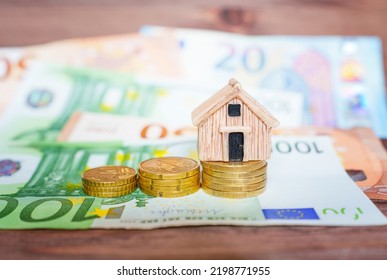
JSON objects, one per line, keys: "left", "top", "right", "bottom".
{"left": 82, "top": 166, "right": 137, "bottom": 198}
{"left": 201, "top": 160, "right": 267, "bottom": 198}
{"left": 138, "top": 157, "right": 200, "bottom": 198}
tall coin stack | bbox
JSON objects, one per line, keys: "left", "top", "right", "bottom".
{"left": 201, "top": 160, "right": 267, "bottom": 198}
{"left": 82, "top": 166, "right": 137, "bottom": 198}
{"left": 138, "top": 157, "right": 200, "bottom": 198}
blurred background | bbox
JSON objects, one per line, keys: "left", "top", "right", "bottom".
{"left": 1, "top": 0, "right": 387, "bottom": 49}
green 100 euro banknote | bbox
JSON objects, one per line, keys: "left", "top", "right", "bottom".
{"left": 0, "top": 136, "right": 386, "bottom": 229}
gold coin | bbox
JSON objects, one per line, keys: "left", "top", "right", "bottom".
{"left": 82, "top": 182, "right": 137, "bottom": 192}
{"left": 82, "top": 178, "right": 137, "bottom": 186}
{"left": 82, "top": 176, "right": 136, "bottom": 187}
{"left": 138, "top": 157, "right": 199, "bottom": 179}
{"left": 138, "top": 173, "right": 199, "bottom": 187}
{"left": 202, "top": 178, "right": 266, "bottom": 192}
{"left": 83, "top": 188, "right": 135, "bottom": 198}
{"left": 139, "top": 180, "right": 200, "bottom": 191}
{"left": 140, "top": 180, "right": 200, "bottom": 192}
{"left": 203, "top": 163, "right": 267, "bottom": 179}
{"left": 202, "top": 185, "right": 266, "bottom": 198}
{"left": 202, "top": 172, "right": 266, "bottom": 185}
{"left": 82, "top": 166, "right": 136, "bottom": 187}
{"left": 83, "top": 190, "right": 137, "bottom": 197}
{"left": 200, "top": 160, "right": 266, "bottom": 172}
{"left": 140, "top": 186, "right": 200, "bottom": 198}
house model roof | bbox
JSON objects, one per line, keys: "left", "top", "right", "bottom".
{"left": 192, "top": 78, "right": 280, "bottom": 128}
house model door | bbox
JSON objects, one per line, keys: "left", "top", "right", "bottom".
{"left": 229, "top": 132, "right": 244, "bottom": 161}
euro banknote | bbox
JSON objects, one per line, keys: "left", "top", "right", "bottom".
{"left": 141, "top": 26, "right": 387, "bottom": 138}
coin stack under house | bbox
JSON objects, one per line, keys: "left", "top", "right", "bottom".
{"left": 138, "top": 157, "right": 201, "bottom": 198}
{"left": 82, "top": 166, "right": 137, "bottom": 198}
{"left": 201, "top": 161, "right": 268, "bottom": 198}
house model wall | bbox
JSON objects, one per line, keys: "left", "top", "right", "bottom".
{"left": 192, "top": 78, "right": 279, "bottom": 162}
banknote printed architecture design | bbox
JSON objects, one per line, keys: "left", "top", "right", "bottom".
{"left": 192, "top": 78, "right": 279, "bottom": 162}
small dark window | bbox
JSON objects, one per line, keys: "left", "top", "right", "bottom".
{"left": 228, "top": 104, "right": 241, "bottom": 117}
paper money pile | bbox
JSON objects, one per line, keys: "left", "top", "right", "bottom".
{"left": 201, "top": 161, "right": 267, "bottom": 198}
{"left": 138, "top": 157, "right": 200, "bottom": 198}
{"left": 2, "top": 26, "right": 387, "bottom": 135}
{"left": 0, "top": 27, "right": 386, "bottom": 229}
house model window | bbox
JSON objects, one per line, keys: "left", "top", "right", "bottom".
{"left": 228, "top": 104, "right": 241, "bottom": 117}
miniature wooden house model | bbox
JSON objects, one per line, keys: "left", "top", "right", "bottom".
{"left": 192, "top": 78, "right": 279, "bottom": 162}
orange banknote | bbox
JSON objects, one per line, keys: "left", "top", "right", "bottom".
{"left": 274, "top": 127, "right": 387, "bottom": 201}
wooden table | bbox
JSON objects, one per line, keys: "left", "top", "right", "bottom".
{"left": 0, "top": 0, "right": 387, "bottom": 259}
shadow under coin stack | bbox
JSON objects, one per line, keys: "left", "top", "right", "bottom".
{"left": 82, "top": 166, "right": 137, "bottom": 198}
{"left": 138, "top": 157, "right": 200, "bottom": 198}
{"left": 201, "top": 160, "right": 267, "bottom": 198}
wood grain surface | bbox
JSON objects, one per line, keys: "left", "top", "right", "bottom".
{"left": 0, "top": 0, "right": 387, "bottom": 259}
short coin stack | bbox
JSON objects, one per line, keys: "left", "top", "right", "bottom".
{"left": 138, "top": 157, "right": 200, "bottom": 198}
{"left": 82, "top": 166, "right": 137, "bottom": 198}
{"left": 201, "top": 160, "right": 267, "bottom": 198}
